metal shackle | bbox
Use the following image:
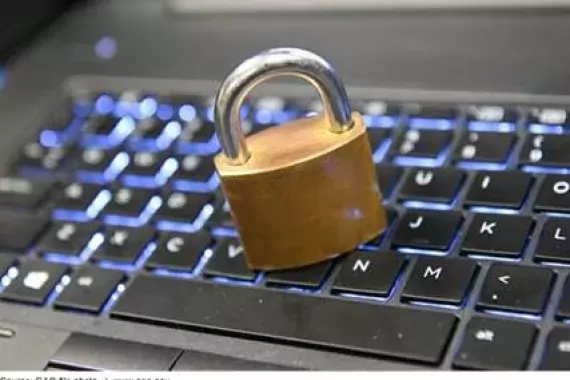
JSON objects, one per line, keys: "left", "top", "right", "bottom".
{"left": 213, "top": 47, "right": 354, "bottom": 165}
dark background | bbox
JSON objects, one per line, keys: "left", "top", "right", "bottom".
{"left": 0, "top": 0, "right": 79, "bottom": 64}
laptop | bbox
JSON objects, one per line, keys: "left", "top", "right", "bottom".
{"left": 0, "top": 0, "right": 569, "bottom": 371}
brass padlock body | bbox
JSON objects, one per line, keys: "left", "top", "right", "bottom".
{"left": 215, "top": 112, "right": 387, "bottom": 271}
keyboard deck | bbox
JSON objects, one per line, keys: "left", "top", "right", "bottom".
{"left": 2, "top": 84, "right": 570, "bottom": 370}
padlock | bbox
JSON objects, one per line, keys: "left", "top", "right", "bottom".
{"left": 213, "top": 47, "right": 387, "bottom": 271}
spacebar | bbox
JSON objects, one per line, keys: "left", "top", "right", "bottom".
{"left": 111, "top": 275, "right": 457, "bottom": 364}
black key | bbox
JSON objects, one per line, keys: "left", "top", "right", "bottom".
{"left": 453, "top": 316, "right": 536, "bottom": 370}
{"left": 399, "top": 168, "right": 464, "bottom": 203}
{"left": 540, "top": 327, "right": 570, "bottom": 370}
{"left": 50, "top": 333, "right": 181, "bottom": 371}
{"left": 331, "top": 250, "right": 405, "bottom": 297}
{"left": 83, "top": 115, "right": 124, "bottom": 136}
{"left": 353, "top": 100, "right": 400, "bottom": 117}
{"left": 14, "top": 142, "right": 68, "bottom": 172}
{"left": 519, "top": 133, "right": 570, "bottom": 167}
{"left": 37, "top": 222, "right": 99, "bottom": 257}
{"left": 172, "top": 351, "right": 294, "bottom": 371}
{"left": 466, "top": 105, "right": 517, "bottom": 123}
{"left": 407, "top": 104, "right": 457, "bottom": 120}
{"left": 112, "top": 275, "right": 457, "bottom": 364}
{"left": 0, "top": 178, "right": 52, "bottom": 212}
{"left": 104, "top": 187, "right": 155, "bottom": 218}
{"left": 172, "top": 155, "right": 216, "bottom": 183}
{"left": 366, "top": 128, "right": 390, "bottom": 152}
{"left": 528, "top": 107, "right": 568, "bottom": 125}
{"left": 534, "top": 175, "right": 570, "bottom": 212}
{"left": 131, "top": 117, "right": 170, "bottom": 140}
{"left": 0, "top": 211, "right": 49, "bottom": 252}
{"left": 0, "top": 261, "right": 68, "bottom": 305}
{"left": 203, "top": 238, "right": 256, "bottom": 281}
{"left": 0, "top": 254, "right": 17, "bottom": 277}
{"left": 54, "top": 266, "right": 125, "bottom": 313}
{"left": 464, "top": 171, "right": 533, "bottom": 208}
{"left": 266, "top": 261, "right": 333, "bottom": 289}
{"left": 91, "top": 227, "right": 155, "bottom": 264}
{"left": 391, "top": 210, "right": 463, "bottom": 251}
{"left": 556, "top": 276, "right": 570, "bottom": 319}
{"left": 466, "top": 105, "right": 518, "bottom": 123}
{"left": 402, "top": 257, "right": 477, "bottom": 305}
{"left": 123, "top": 151, "right": 170, "bottom": 177}
{"left": 453, "top": 131, "right": 515, "bottom": 163}
{"left": 375, "top": 164, "right": 403, "bottom": 198}
{"left": 76, "top": 148, "right": 122, "bottom": 173}
{"left": 146, "top": 231, "right": 211, "bottom": 271}
{"left": 55, "top": 183, "right": 103, "bottom": 212}
{"left": 179, "top": 119, "right": 216, "bottom": 143}
{"left": 391, "top": 129, "right": 452, "bottom": 158}
{"left": 535, "top": 217, "right": 570, "bottom": 263}
{"left": 477, "top": 263, "right": 554, "bottom": 314}
{"left": 208, "top": 200, "right": 234, "bottom": 229}
{"left": 155, "top": 192, "right": 213, "bottom": 224}
{"left": 461, "top": 214, "right": 533, "bottom": 258}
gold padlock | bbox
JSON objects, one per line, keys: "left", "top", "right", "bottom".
{"left": 213, "top": 47, "right": 387, "bottom": 271}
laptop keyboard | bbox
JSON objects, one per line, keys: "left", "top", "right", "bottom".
{"left": 2, "top": 89, "right": 570, "bottom": 370}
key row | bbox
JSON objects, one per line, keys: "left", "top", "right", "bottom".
{"left": 67, "top": 91, "right": 570, "bottom": 126}
{"left": 7, "top": 198, "right": 570, "bottom": 265}
{"left": 392, "top": 169, "right": 570, "bottom": 214}
{"left": 5, "top": 162, "right": 570, "bottom": 214}
{"left": 392, "top": 209, "right": 570, "bottom": 263}
{"left": 1, "top": 233, "right": 568, "bottom": 318}
{"left": 18, "top": 128, "right": 570, "bottom": 185}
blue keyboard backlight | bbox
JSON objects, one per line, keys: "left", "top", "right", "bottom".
{"left": 94, "top": 95, "right": 115, "bottom": 115}
{"left": 101, "top": 283, "right": 126, "bottom": 314}
{"left": 46, "top": 275, "right": 71, "bottom": 306}
{"left": 211, "top": 227, "right": 238, "bottom": 237}
{"left": 179, "top": 105, "right": 197, "bottom": 122}
{"left": 337, "top": 292, "right": 388, "bottom": 302}
{"left": 469, "top": 206, "right": 519, "bottom": 215}
{"left": 53, "top": 190, "right": 111, "bottom": 222}
{"left": 397, "top": 247, "right": 449, "bottom": 256}
{"left": 372, "top": 139, "right": 391, "bottom": 163}
{"left": 363, "top": 115, "right": 397, "bottom": 128}
{"left": 483, "top": 309, "right": 541, "bottom": 321}
{"left": 403, "top": 201, "right": 454, "bottom": 211}
{"left": 138, "top": 97, "right": 158, "bottom": 119}
{"left": 409, "top": 301, "right": 461, "bottom": 310}
{"left": 522, "top": 166, "right": 570, "bottom": 175}
{"left": 409, "top": 118, "right": 454, "bottom": 130}
{"left": 156, "top": 104, "right": 174, "bottom": 121}
{"left": 156, "top": 204, "right": 214, "bottom": 233}
{"left": 528, "top": 123, "right": 566, "bottom": 134}
{"left": 458, "top": 162, "right": 508, "bottom": 171}
{"left": 173, "top": 174, "right": 220, "bottom": 193}
{"left": 469, "top": 121, "right": 515, "bottom": 132}
{"left": 104, "top": 196, "right": 162, "bottom": 227}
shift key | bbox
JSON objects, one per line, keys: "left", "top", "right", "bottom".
{"left": 0, "top": 211, "right": 49, "bottom": 252}
{"left": 112, "top": 275, "right": 457, "bottom": 364}
{"left": 0, "top": 177, "right": 53, "bottom": 209}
